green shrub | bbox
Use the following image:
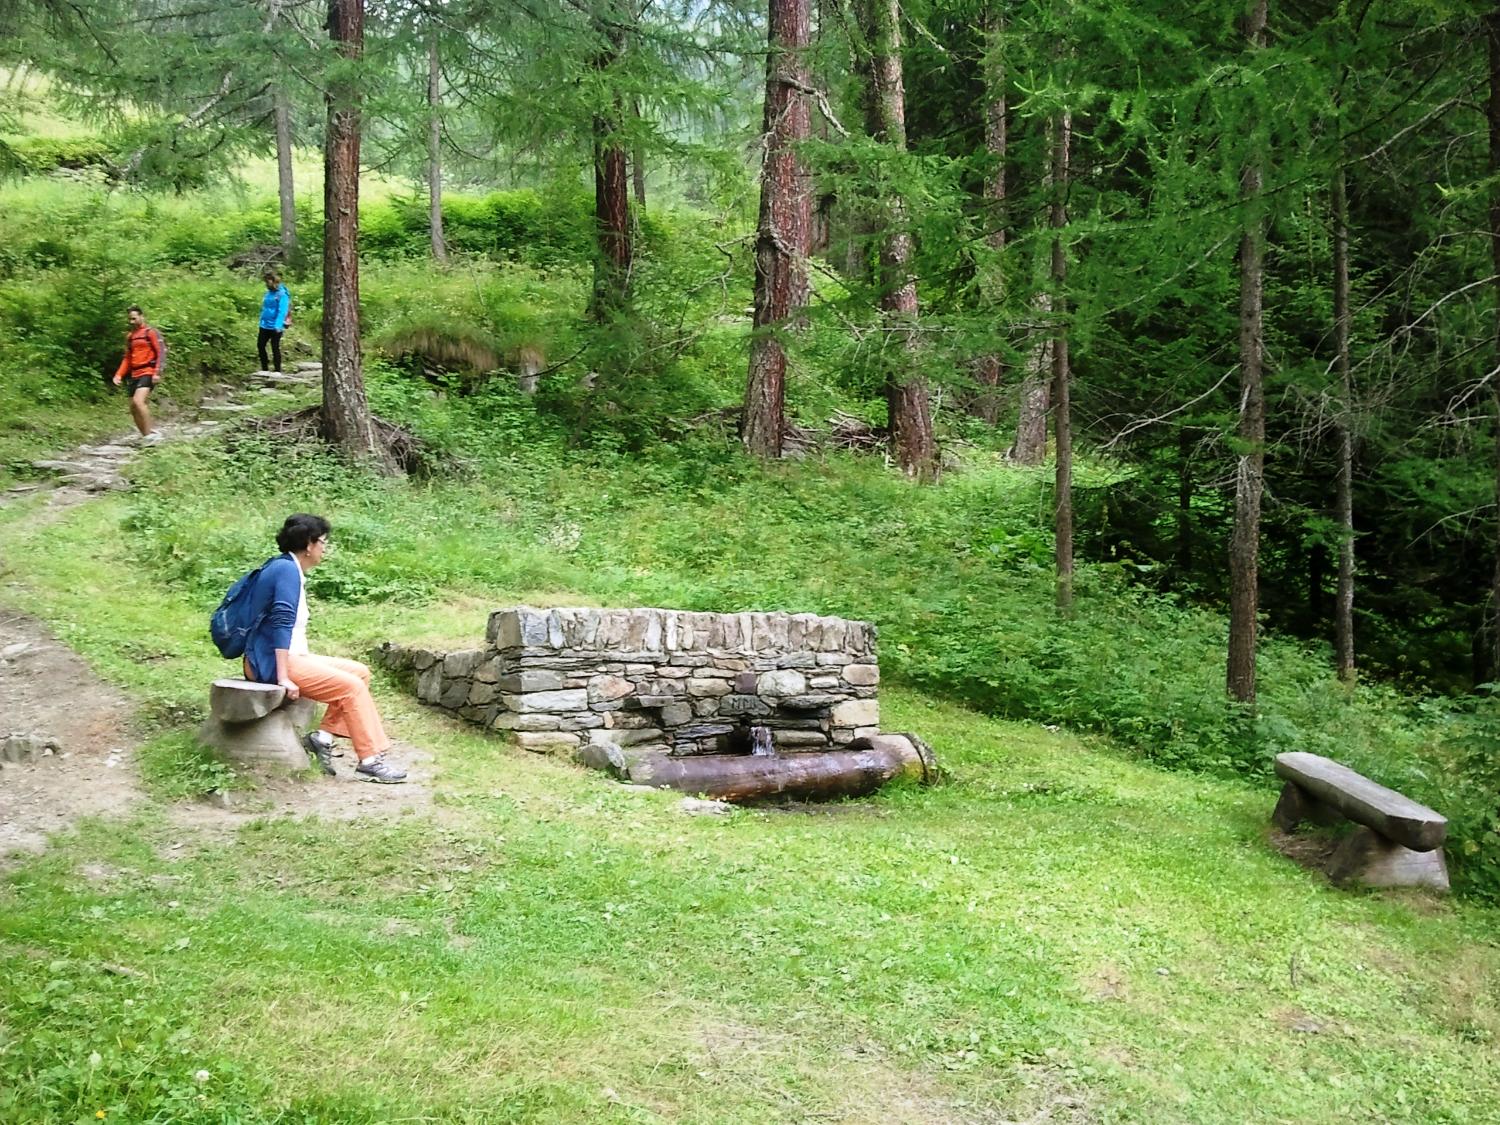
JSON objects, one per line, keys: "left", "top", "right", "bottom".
{"left": 6, "top": 134, "right": 116, "bottom": 175}
{"left": 361, "top": 188, "right": 592, "bottom": 262}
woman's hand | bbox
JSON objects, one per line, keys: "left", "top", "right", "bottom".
{"left": 278, "top": 678, "right": 301, "bottom": 701}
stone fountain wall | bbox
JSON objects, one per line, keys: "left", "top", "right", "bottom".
{"left": 376, "top": 606, "right": 879, "bottom": 755}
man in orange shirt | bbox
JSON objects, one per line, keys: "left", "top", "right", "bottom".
{"left": 112, "top": 305, "right": 165, "bottom": 444}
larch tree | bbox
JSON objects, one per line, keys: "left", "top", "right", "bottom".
{"left": 321, "top": 0, "right": 392, "bottom": 469}
{"left": 1051, "top": 105, "right": 1073, "bottom": 610}
{"left": 589, "top": 0, "right": 634, "bottom": 320}
{"left": 743, "top": 0, "right": 813, "bottom": 458}
{"left": 1226, "top": 0, "right": 1269, "bottom": 704}
{"left": 1331, "top": 157, "right": 1355, "bottom": 682}
{"left": 854, "top": 0, "right": 936, "bottom": 479}
{"left": 1489, "top": 2, "right": 1500, "bottom": 680}
{"left": 428, "top": 30, "right": 448, "bottom": 263}
{"left": 970, "top": 4, "right": 1007, "bottom": 428}
{"left": 274, "top": 85, "right": 299, "bottom": 265}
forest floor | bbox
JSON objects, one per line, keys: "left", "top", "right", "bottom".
{"left": 1, "top": 385, "right": 1499, "bottom": 1123}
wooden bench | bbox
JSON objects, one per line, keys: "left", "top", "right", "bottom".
{"left": 198, "top": 679, "right": 316, "bottom": 770}
{"left": 1272, "top": 751, "right": 1448, "bottom": 892}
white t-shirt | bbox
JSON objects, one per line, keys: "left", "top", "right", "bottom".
{"left": 289, "top": 563, "right": 310, "bottom": 655}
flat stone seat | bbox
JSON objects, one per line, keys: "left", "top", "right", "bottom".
{"left": 1272, "top": 751, "right": 1449, "bottom": 892}
{"left": 210, "top": 679, "right": 286, "bottom": 722}
{"left": 199, "top": 679, "right": 314, "bottom": 770}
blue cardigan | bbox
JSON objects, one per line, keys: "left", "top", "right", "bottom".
{"left": 259, "top": 285, "right": 290, "bottom": 331}
{"left": 244, "top": 554, "right": 302, "bottom": 683}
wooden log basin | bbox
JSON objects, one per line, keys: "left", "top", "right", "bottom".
{"left": 576, "top": 733, "right": 937, "bottom": 803}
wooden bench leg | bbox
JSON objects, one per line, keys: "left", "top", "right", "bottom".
{"left": 1328, "top": 827, "right": 1450, "bottom": 893}
{"left": 1271, "top": 781, "right": 1344, "bottom": 832}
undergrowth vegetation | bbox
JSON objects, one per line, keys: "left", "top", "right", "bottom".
{"left": 49, "top": 408, "right": 1483, "bottom": 901}
{"left": 1, "top": 175, "right": 1496, "bottom": 900}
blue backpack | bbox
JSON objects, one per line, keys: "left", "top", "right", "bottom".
{"left": 210, "top": 563, "right": 268, "bottom": 659}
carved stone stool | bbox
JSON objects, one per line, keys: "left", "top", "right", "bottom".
{"left": 198, "top": 679, "right": 315, "bottom": 769}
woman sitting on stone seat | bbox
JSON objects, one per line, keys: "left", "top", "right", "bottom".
{"left": 242, "top": 513, "right": 406, "bottom": 783}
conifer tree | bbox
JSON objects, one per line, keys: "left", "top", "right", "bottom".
{"left": 853, "top": 0, "right": 935, "bottom": 479}
{"left": 1227, "top": 0, "right": 1269, "bottom": 704}
{"left": 744, "top": 0, "right": 813, "bottom": 458}
{"left": 321, "top": 0, "right": 392, "bottom": 469}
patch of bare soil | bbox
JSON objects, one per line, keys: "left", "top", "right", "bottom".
{"left": 167, "top": 741, "right": 436, "bottom": 837}
{"left": 0, "top": 610, "right": 143, "bottom": 860}
{"left": 0, "top": 610, "right": 438, "bottom": 867}
{"left": 1267, "top": 826, "right": 1342, "bottom": 875}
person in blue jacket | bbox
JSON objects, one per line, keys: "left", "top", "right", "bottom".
{"left": 257, "top": 270, "right": 291, "bottom": 373}
{"left": 242, "top": 513, "right": 407, "bottom": 783}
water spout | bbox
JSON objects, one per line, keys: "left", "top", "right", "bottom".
{"left": 748, "top": 724, "right": 776, "bottom": 757}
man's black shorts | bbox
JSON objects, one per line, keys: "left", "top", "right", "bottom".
{"left": 124, "top": 374, "right": 158, "bottom": 395}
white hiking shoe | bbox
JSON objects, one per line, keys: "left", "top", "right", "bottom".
{"left": 355, "top": 754, "right": 407, "bottom": 784}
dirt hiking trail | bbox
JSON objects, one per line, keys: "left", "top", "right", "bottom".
{"left": 1, "top": 369, "right": 431, "bottom": 866}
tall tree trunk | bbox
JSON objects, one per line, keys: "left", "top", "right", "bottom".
{"left": 321, "top": 0, "right": 390, "bottom": 469}
{"left": 1227, "top": 0, "right": 1269, "bottom": 705}
{"left": 1009, "top": 112, "right": 1050, "bottom": 466}
{"left": 1489, "top": 5, "right": 1500, "bottom": 681}
{"left": 274, "top": 86, "right": 297, "bottom": 265}
{"left": 743, "top": 0, "right": 812, "bottom": 459}
{"left": 590, "top": 15, "right": 632, "bottom": 321}
{"left": 1177, "top": 425, "right": 1194, "bottom": 574}
{"left": 632, "top": 99, "right": 647, "bottom": 207}
{"left": 428, "top": 33, "right": 447, "bottom": 263}
{"left": 857, "top": 0, "right": 936, "bottom": 480}
{"left": 1051, "top": 110, "right": 1073, "bottom": 610}
{"left": 1332, "top": 164, "right": 1356, "bottom": 683}
{"left": 1009, "top": 289, "right": 1050, "bottom": 463}
{"left": 970, "top": 7, "right": 1006, "bottom": 426}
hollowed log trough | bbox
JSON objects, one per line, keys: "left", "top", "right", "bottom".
{"left": 577, "top": 732, "right": 937, "bottom": 803}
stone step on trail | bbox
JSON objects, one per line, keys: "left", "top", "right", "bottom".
{"left": 31, "top": 460, "right": 96, "bottom": 474}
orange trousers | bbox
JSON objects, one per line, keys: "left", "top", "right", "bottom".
{"left": 285, "top": 653, "right": 391, "bottom": 760}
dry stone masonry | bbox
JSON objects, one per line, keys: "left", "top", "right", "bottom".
{"left": 377, "top": 606, "right": 881, "bottom": 756}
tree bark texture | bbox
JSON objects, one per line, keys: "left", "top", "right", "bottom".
{"left": 1051, "top": 110, "right": 1073, "bottom": 611}
{"left": 1177, "top": 426, "right": 1194, "bottom": 574}
{"left": 1332, "top": 164, "right": 1355, "bottom": 683}
{"left": 1226, "top": 0, "right": 1269, "bottom": 704}
{"left": 321, "top": 0, "right": 389, "bottom": 469}
{"left": 970, "top": 8, "right": 1007, "bottom": 425}
{"left": 590, "top": 17, "right": 632, "bottom": 320}
{"left": 428, "top": 34, "right": 447, "bottom": 263}
{"left": 1009, "top": 289, "right": 1051, "bottom": 463}
{"left": 1009, "top": 119, "right": 1051, "bottom": 467}
{"left": 632, "top": 99, "right": 647, "bottom": 207}
{"left": 743, "top": 0, "right": 812, "bottom": 459}
{"left": 857, "top": 0, "right": 936, "bottom": 480}
{"left": 274, "top": 86, "right": 297, "bottom": 263}
{"left": 1489, "top": 6, "right": 1500, "bottom": 682}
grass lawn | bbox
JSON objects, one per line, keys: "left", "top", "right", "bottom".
{"left": 2, "top": 497, "right": 1498, "bottom": 1123}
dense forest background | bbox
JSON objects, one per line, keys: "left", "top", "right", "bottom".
{"left": 3, "top": 0, "right": 1500, "bottom": 894}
